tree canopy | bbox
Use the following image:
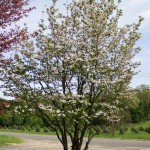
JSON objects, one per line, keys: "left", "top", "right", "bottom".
{"left": 0, "top": 0, "right": 35, "bottom": 53}
{"left": 136, "top": 84, "right": 150, "bottom": 120}
{"left": 0, "top": 0, "right": 143, "bottom": 150}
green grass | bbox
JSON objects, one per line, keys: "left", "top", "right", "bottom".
{"left": 0, "top": 120, "right": 150, "bottom": 140}
{"left": 95, "top": 131, "right": 150, "bottom": 140}
{"left": 0, "top": 128, "right": 55, "bottom": 135}
{"left": 0, "top": 135, "right": 23, "bottom": 147}
{"left": 116, "top": 132, "right": 150, "bottom": 140}
{"left": 96, "top": 120, "right": 150, "bottom": 140}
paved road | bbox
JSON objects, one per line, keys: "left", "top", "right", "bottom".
{"left": 0, "top": 132, "right": 150, "bottom": 150}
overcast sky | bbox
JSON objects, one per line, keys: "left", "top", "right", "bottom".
{"left": 0, "top": 0, "right": 150, "bottom": 99}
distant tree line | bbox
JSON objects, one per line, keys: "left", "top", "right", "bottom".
{"left": 121, "top": 84, "right": 150, "bottom": 124}
{"left": 0, "top": 84, "right": 150, "bottom": 128}
{"left": 0, "top": 100, "right": 43, "bottom": 128}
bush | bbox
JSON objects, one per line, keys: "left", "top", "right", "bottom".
{"left": 0, "top": 114, "right": 12, "bottom": 126}
{"left": 21, "top": 126, "right": 26, "bottom": 131}
{"left": 131, "top": 127, "right": 138, "bottom": 133}
{"left": 28, "top": 127, "right": 32, "bottom": 131}
{"left": 138, "top": 126, "right": 144, "bottom": 132}
{"left": 3, "top": 126, "right": 7, "bottom": 129}
{"left": 119, "top": 127, "right": 124, "bottom": 135}
{"left": 12, "top": 125, "right": 18, "bottom": 130}
{"left": 93, "top": 126, "right": 102, "bottom": 134}
{"left": 35, "top": 126, "right": 40, "bottom": 132}
{"left": 102, "top": 127, "right": 111, "bottom": 134}
{"left": 43, "top": 127, "right": 49, "bottom": 133}
{"left": 118, "top": 127, "right": 128, "bottom": 135}
{"left": 13, "top": 116, "right": 23, "bottom": 126}
{"left": 17, "top": 126, "right": 21, "bottom": 130}
{"left": 30, "top": 126, "right": 35, "bottom": 131}
{"left": 144, "top": 127, "right": 150, "bottom": 133}
{"left": 8, "top": 126, "right": 13, "bottom": 129}
{"left": 124, "top": 127, "right": 128, "bottom": 132}
{"left": 17, "top": 126, "right": 25, "bottom": 130}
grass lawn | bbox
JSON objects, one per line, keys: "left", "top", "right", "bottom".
{"left": 95, "top": 120, "right": 150, "bottom": 140}
{"left": 0, "top": 135, "right": 23, "bottom": 147}
{"left": 95, "top": 130, "right": 150, "bottom": 140}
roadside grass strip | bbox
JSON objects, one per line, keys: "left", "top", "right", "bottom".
{"left": 0, "top": 121, "right": 150, "bottom": 141}
{"left": 0, "top": 135, "right": 23, "bottom": 147}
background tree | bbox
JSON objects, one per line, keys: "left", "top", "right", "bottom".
{"left": 135, "top": 84, "right": 150, "bottom": 120}
{"left": 0, "top": 99, "right": 43, "bottom": 128}
{"left": 119, "top": 95, "right": 143, "bottom": 124}
{"left": 129, "top": 99, "right": 143, "bottom": 123}
{"left": 0, "top": 0, "right": 143, "bottom": 150}
{"left": 0, "top": 98, "right": 9, "bottom": 115}
{"left": 0, "top": 0, "right": 35, "bottom": 53}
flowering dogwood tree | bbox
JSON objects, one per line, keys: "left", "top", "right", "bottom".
{"left": 0, "top": 0, "right": 143, "bottom": 150}
{"left": 0, "top": 0, "right": 34, "bottom": 53}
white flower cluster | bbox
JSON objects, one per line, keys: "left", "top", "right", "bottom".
{"left": 0, "top": 1, "right": 143, "bottom": 145}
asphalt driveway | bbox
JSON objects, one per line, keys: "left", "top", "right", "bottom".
{"left": 0, "top": 132, "right": 150, "bottom": 150}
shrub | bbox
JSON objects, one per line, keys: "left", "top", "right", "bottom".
{"left": 30, "top": 126, "right": 35, "bottom": 131}
{"left": 17, "top": 126, "right": 21, "bottom": 130}
{"left": 138, "top": 126, "right": 144, "bottom": 132}
{"left": 119, "top": 127, "right": 124, "bottom": 135}
{"left": 124, "top": 127, "right": 128, "bottom": 132}
{"left": 102, "top": 127, "right": 111, "bottom": 134}
{"left": 93, "top": 126, "right": 102, "bottom": 134}
{"left": 8, "top": 126, "right": 13, "bottom": 129}
{"left": 3, "top": 126, "right": 7, "bottom": 129}
{"left": 17, "top": 126, "right": 25, "bottom": 130}
{"left": 28, "top": 127, "right": 32, "bottom": 131}
{"left": 12, "top": 125, "right": 18, "bottom": 130}
{"left": 22, "top": 127, "right": 26, "bottom": 131}
{"left": 35, "top": 126, "right": 40, "bottom": 132}
{"left": 43, "top": 127, "right": 49, "bottom": 133}
{"left": 131, "top": 127, "right": 138, "bottom": 133}
{"left": 144, "top": 127, "right": 150, "bottom": 133}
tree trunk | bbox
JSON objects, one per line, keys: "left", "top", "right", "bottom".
{"left": 84, "top": 142, "right": 89, "bottom": 150}
{"left": 63, "top": 144, "right": 68, "bottom": 150}
{"left": 83, "top": 138, "right": 91, "bottom": 150}
{"left": 62, "top": 132, "right": 68, "bottom": 150}
{"left": 111, "top": 120, "right": 115, "bottom": 136}
{"left": 71, "top": 138, "right": 81, "bottom": 150}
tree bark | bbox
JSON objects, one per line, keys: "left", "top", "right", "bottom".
{"left": 111, "top": 120, "right": 115, "bottom": 136}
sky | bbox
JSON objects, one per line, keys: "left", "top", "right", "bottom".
{"left": 0, "top": 0, "right": 150, "bottom": 99}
